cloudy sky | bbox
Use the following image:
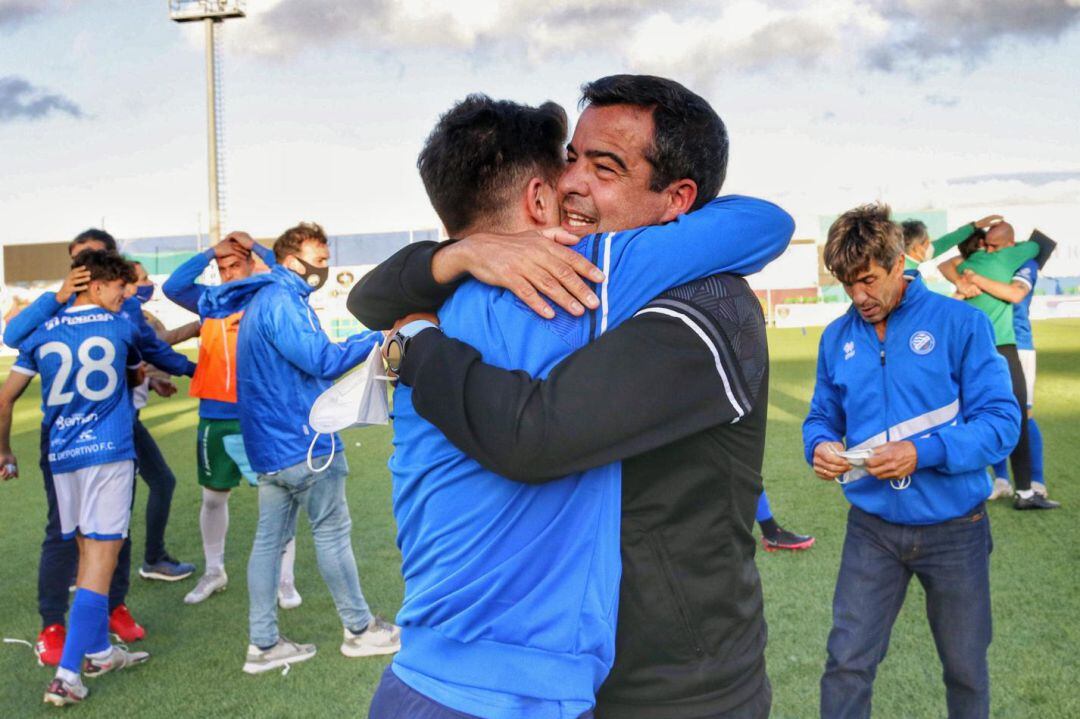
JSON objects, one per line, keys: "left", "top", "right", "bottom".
{"left": 2, "top": 0, "right": 1079, "bottom": 245}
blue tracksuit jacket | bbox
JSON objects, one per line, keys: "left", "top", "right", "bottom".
{"left": 388, "top": 196, "right": 794, "bottom": 718}
{"left": 226, "top": 265, "right": 381, "bottom": 474}
{"left": 802, "top": 273, "right": 1020, "bottom": 525}
{"left": 162, "top": 244, "right": 276, "bottom": 420}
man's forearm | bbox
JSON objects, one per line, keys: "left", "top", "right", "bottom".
{"left": 402, "top": 300, "right": 758, "bottom": 482}
{"left": 0, "top": 402, "right": 14, "bottom": 455}
{"left": 347, "top": 241, "right": 460, "bottom": 329}
{"left": 972, "top": 275, "right": 1027, "bottom": 304}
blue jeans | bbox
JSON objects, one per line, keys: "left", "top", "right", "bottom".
{"left": 247, "top": 453, "right": 372, "bottom": 647}
{"left": 820, "top": 505, "right": 992, "bottom": 719}
{"left": 369, "top": 667, "right": 596, "bottom": 719}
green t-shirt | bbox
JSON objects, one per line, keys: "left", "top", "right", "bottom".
{"left": 958, "top": 242, "right": 1040, "bottom": 345}
{"left": 904, "top": 223, "right": 975, "bottom": 271}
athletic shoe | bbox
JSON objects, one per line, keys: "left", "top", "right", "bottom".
{"left": 242, "top": 637, "right": 316, "bottom": 675}
{"left": 1032, "top": 481, "right": 1048, "bottom": 497}
{"left": 341, "top": 617, "right": 401, "bottom": 658}
{"left": 108, "top": 605, "right": 146, "bottom": 642}
{"left": 184, "top": 571, "right": 228, "bottom": 605}
{"left": 43, "top": 677, "right": 88, "bottom": 706}
{"left": 35, "top": 624, "right": 66, "bottom": 667}
{"left": 988, "top": 478, "right": 1014, "bottom": 500}
{"left": 83, "top": 645, "right": 150, "bottom": 677}
{"left": 762, "top": 528, "right": 816, "bottom": 552}
{"left": 277, "top": 582, "right": 302, "bottom": 610}
{"left": 1014, "top": 493, "right": 1060, "bottom": 510}
{"left": 139, "top": 555, "right": 196, "bottom": 582}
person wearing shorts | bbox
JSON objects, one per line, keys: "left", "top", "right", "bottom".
{"left": 163, "top": 232, "right": 299, "bottom": 606}
{"left": 0, "top": 250, "right": 151, "bottom": 706}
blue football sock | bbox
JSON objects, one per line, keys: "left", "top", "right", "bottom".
{"left": 1029, "top": 417, "right": 1044, "bottom": 485}
{"left": 990, "top": 460, "right": 1008, "bottom": 481}
{"left": 756, "top": 489, "right": 773, "bottom": 524}
{"left": 59, "top": 588, "right": 109, "bottom": 675}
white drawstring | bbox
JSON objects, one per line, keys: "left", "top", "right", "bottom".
{"left": 891, "top": 476, "right": 912, "bottom": 491}
{"left": 306, "top": 433, "right": 334, "bottom": 473}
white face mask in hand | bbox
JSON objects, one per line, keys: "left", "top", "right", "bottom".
{"left": 307, "top": 344, "right": 391, "bottom": 472}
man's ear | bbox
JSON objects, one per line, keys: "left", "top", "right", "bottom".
{"left": 658, "top": 178, "right": 698, "bottom": 224}
{"left": 525, "top": 177, "right": 554, "bottom": 228}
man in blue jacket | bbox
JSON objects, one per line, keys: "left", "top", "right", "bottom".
{"left": 803, "top": 204, "right": 1020, "bottom": 719}
{"left": 162, "top": 231, "right": 301, "bottom": 608}
{"left": 223, "top": 222, "right": 400, "bottom": 674}
{"left": 3, "top": 229, "right": 196, "bottom": 663}
{"left": 368, "top": 88, "right": 793, "bottom": 718}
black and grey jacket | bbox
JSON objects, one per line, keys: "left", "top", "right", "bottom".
{"left": 349, "top": 242, "right": 771, "bottom": 718}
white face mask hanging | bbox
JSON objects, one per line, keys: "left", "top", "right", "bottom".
{"left": 306, "top": 344, "right": 391, "bottom": 472}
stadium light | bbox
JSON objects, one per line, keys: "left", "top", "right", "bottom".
{"left": 169, "top": 1, "right": 246, "bottom": 245}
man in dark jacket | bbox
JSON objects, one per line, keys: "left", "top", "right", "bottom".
{"left": 351, "top": 75, "right": 784, "bottom": 719}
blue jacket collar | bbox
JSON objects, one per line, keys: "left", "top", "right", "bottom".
{"left": 199, "top": 271, "right": 276, "bottom": 319}
{"left": 270, "top": 263, "right": 315, "bottom": 297}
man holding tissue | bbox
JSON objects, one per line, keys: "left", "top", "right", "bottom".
{"left": 803, "top": 204, "right": 1020, "bottom": 719}
{"left": 208, "top": 221, "right": 401, "bottom": 674}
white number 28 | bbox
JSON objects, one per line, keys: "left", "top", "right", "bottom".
{"left": 39, "top": 337, "right": 119, "bottom": 407}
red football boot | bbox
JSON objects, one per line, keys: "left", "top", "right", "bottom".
{"left": 108, "top": 604, "right": 146, "bottom": 642}
{"left": 35, "top": 624, "right": 66, "bottom": 666}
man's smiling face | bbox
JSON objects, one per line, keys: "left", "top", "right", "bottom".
{"left": 557, "top": 104, "right": 674, "bottom": 237}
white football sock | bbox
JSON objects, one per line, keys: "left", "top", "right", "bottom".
{"left": 279, "top": 538, "right": 296, "bottom": 587}
{"left": 200, "top": 488, "right": 230, "bottom": 574}
{"left": 56, "top": 667, "right": 80, "bottom": 685}
{"left": 1017, "top": 489, "right": 1035, "bottom": 499}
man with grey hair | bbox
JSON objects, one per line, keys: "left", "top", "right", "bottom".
{"left": 804, "top": 203, "right": 1020, "bottom": 718}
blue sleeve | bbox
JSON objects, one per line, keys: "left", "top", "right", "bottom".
{"left": 13, "top": 339, "right": 39, "bottom": 375}
{"left": 130, "top": 308, "right": 196, "bottom": 377}
{"left": 162, "top": 250, "right": 214, "bottom": 315}
{"left": 263, "top": 296, "right": 381, "bottom": 380}
{"left": 802, "top": 332, "right": 846, "bottom": 464}
{"left": 252, "top": 243, "right": 276, "bottom": 266}
{"left": 918, "top": 313, "right": 1020, "bottom": 473}
{"left": 597, "top": 196, "right": 793, "bottom": 330}
{"left": 3, "top": 292, "right": 62, "bottom": 349}
{"left": 1013, "top": 261, "right": 1036, "bottom": 291}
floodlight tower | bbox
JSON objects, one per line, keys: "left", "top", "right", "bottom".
{"left": 169, "top": 1, "right": 245, "bottom": 245}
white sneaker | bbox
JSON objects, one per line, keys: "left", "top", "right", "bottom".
{"left": 43, "top": 677, "right": 88, "bottom": 706}
{"left": 277, "top": 582, "right": 302, "bottom": 610}
{"left": 1032, "top": 481, "right": 1048, "bottom": 497}
{"left": 341, "top": 617, "right": 401, "bottom": 658}
{"left": 242, "top": 637, "right": 316, "bottom": 675}
{"left": 988, "top": 478, "right": 1014, "bottom": 500}
{"left": 83, "top": 645, "right": 150, "bottom": 677}
{"left": 184, "top": 571, "right": 228, "bottom": 605}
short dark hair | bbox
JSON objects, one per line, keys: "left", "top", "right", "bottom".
{"left": 274, "top": 222, "right": 328, "bottom": 263}
{"left": 71, "top": 249, "right": 137, "bottom": 285}
{"left": 824, "top": 204, "right": 904, "bottom": 283}
{"left": 900, "top": 220, "right": 929, "bottom": 252}
{"left": 580, "top": 74, "right": 728, "bottom": 210}
{"left": 418, "top": 94, "right": 567, "bottom": 236}
{"left": 69, "top": 228, "right": 117, "bottom": 254}
{"left": 958, "top": 228, "right": 987, "bottom": 259}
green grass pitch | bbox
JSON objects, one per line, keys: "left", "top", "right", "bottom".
{"left": 1, "top": 320, "right": 1077, "bottom": 718}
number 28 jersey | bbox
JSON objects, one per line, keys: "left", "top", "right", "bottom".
{"left": 13, "top": 305, "right": 142, "bottom": 474}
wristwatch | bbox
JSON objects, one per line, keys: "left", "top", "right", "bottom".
{"left": 386, "top": 320, "right": 439, "bottom": 375}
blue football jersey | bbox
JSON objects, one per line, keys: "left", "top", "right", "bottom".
{"left": 13, "top": 305, "right": 142, "bottom": 473}
{"left": 1013, "top": 259, "right": 1037, "bottom": 351}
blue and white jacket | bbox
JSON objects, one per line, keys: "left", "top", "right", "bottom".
{"left": 803, "top": 273, "right": 1020, "bottom": 525}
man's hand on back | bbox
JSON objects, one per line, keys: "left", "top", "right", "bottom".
{"left": 866, "top": 441, "right": 917, "bottom": 480}
{"left": 813, "top": 441, "right": 852, "bottom": 481}
{"left": 433, "top": 229, "right": 605, "bottom": 320}
{"left": 214, "top": 237, "right": 248, "bottom": 260}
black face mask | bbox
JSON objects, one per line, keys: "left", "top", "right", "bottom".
{"left": 294, "top": 257, "right": 329, "bottom": 291}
